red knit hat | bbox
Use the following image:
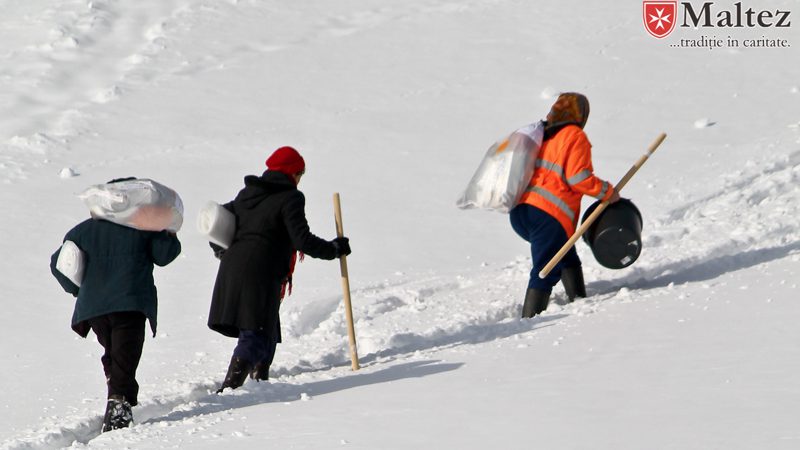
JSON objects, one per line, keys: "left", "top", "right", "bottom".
{"left": 266, "top": 146, "right": 305, "bottom": 175}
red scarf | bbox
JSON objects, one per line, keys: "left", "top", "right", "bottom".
{"left": 280, "top": 251, "right": 304, "bottom": 300}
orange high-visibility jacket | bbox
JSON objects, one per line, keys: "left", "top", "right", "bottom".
{"left": 518, "top": 125, "right": 614, "bottom": 235}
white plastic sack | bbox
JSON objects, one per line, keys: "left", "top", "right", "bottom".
{"left": 456, "top": 121, "right": 545, "bottom": 213}
{"left": 197, "top": 201, "right": 236, "bottom": 249}
{"left": 56, "top": 240, "right": 85, "bottom": 287}
{"left": 79, "top": 179, "right": 184, "bottom": 232}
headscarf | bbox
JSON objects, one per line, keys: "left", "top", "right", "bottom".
{"left": 545, "top": 93, "right": 590, "bottom": 134}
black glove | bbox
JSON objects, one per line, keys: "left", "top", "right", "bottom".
{"left": 210, "top": 242, "right": 226, "bottom": 260}
{"left": 332, "top": 237, "right": 351, "bottom": 257}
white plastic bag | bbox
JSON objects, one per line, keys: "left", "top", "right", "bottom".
{"left": 456, "top": 121, "right": 544, "bottom": 213}
{"left": 56, "top": 240, "right": 85, "bottom": 287}
{"left": 79, "top": 178, "right": 184, "bottom": 232}
{"left": 197, "top": 201, "right": 236, "bottom": 249}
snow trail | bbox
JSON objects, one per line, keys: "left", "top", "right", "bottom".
{"left": 4, "top": 142, "right": 798, "bottom": 449}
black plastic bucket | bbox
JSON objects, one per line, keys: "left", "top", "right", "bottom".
{"left": 581, "top": 198, "right": 643, "bottom": 269}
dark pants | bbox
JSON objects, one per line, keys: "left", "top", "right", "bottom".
{"left": 88, "top": 311, "right": 146, "bottom": 406}
{"left": 233, "top": 327, "right": 278, "bottom": 367}
{"left": 510, "top": 204, "right": 582, "bottom": 291}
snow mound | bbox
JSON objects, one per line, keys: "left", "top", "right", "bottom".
{"left": 59, "top": 167, "right": 79, "bottom": 178}
{"left": 693, "top": 118, "right": 715, "bottom": 128}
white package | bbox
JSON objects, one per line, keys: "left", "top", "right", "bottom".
{"left": 79, "top": 178, "right": 184, "bottom": 232}
{"left": 197, "top": 201, "right": 236, "bottom": 249}
{"left": 456, "top": 121, "right": 544, "bottom": 213}
{"left": 56, "top": 240, "right": 85, "bottom": 287}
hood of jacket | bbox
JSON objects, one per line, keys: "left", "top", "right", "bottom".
{"left": 237, "top": 170, "right": 297, "bottom": 210}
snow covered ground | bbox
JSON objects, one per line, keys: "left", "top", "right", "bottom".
{"left": 1, "top": 0, "right": 798, "bottom": 448}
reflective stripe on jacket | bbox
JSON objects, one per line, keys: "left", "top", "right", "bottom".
{"left": 518, "top": 125, "right": 614, "bottom": 235}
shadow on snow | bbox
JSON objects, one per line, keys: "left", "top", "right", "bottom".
{"left": 143, "top": 360, "right": 463, "bottom": 424}
{"left": 589, "top": 242, "right": 800, "bottom": 296}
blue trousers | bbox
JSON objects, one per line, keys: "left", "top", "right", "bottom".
{"left": 233, "top": 329, "right": 278, "bottom": 366}
{"left": 510, "top": 204, "right": 581, "bottom": 291}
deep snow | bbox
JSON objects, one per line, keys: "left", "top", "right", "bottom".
{"left": 1, "top": 0, "right": 799, "bottom": 449}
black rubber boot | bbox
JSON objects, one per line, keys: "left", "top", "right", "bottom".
{"left": 522, "top": 289, "right": 550, "bottom": 318}
{"left": 101, "top": 395, "right": 133, "bottom": 433}
{"left": 216, "top": 357, "right": 253, "bottom": 393}
{"left": 250, "top": 362, "right": 270, "bottom": 382}
{"left": 251, "top": 336, "right": 278, "bottom": 382}
{"left": 560, "top": 266, "right": 587, "bottom": 303}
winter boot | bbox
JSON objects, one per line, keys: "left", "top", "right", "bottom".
{"left": 521, "top": 288, "right": 550, "bottom": 318}
{"left": 250, "top": 362, "right": 270, "bottom": 382}
{"left": 560, "top": 266, "right": 587, "bottom": 303}
{"left": 101, "top": 395, "right": 133, "bottom": 433}
{"left": 216, "top": 356, "right": 253, "bottom": 393}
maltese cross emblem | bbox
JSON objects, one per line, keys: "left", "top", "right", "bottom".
{"left": 643, "top": 1, "right": 677, "bottom": 38}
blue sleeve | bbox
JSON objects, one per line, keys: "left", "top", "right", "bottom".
{"left": 150, "top": 231, "right": 181, "bottom": 266}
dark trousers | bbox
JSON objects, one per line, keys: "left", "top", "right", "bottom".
{"left": 88, "top": 311, "right": 146, "bottom": 406}
{"left": 233, "top": 327, "right": 278, "bottom": 367}
{"left": 510, "top": 204, "right": 582, "bottom": 291}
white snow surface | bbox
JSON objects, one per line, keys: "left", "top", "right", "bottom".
{"left": 1, "top": 1, "right": 799, "bottom": 449}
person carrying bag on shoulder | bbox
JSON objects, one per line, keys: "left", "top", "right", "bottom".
{"left": 511, "top": 93, "right": 619, "bottom": 318}
{"left": 50, "top": 176, "right": 182, "bottom": 433}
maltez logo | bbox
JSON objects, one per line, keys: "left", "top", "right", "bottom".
{"left": 644, "top": 1, "right": 793, "bottom": 48}
{"left": 644, "top": 1, "right": 678, "bottom": 38}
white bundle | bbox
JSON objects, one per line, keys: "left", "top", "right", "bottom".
{"left": 79, "top": 178, "right": 184, "bottom": 232}
{"left": 456, "top": 121, "right": 544, "bottom": 213}
{"left": 56, "top": 240, "right": 85, "bottom": 287}
{"left": 197, "top": 201, "right": 236, "bottom": 249}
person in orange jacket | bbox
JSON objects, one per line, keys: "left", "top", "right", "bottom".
{"left": 510, "top": 92, "right": 619, "bottom": 317}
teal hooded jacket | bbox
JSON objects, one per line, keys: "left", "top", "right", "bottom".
{"left": 50, "top": 219, "right": 181, "bottom": 337}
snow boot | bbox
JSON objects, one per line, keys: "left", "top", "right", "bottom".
{"left": 250, "top": 362, "right": 270, "bottom": 382}
{"left": 560, "top": 266, "right": 587, "bottom": 302}
{"left": 101, "top": 395, "right": 133, "bottom": 433}
{"left": 216, "top": 356, "right": 253, "bottom": 393}
{"left": 522, "top": 288, "right": 550, "bottom": 318}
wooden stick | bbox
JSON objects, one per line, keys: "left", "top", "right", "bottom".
{"left": 538, "top": 133, "right": 667, "bottom": 279}
{"left": 333, "top": 193, "right": 360, "bottom": 371}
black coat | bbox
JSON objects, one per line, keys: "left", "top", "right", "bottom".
{"left": 208, "top": 171, "right": 337, "bottom": 338}
{"left": 50, "top": 219, "right": 181, "bottom": 337}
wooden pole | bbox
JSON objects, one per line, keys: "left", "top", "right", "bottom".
{"left": 333, "top": 193, "right": 360, "bottom": 371}
{"left": 538, "top": 133, "right": 667, "bottom": 279}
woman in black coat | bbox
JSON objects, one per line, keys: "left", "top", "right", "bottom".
{"left": 209, "top": 146, "right": 350, "bottom": 392}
